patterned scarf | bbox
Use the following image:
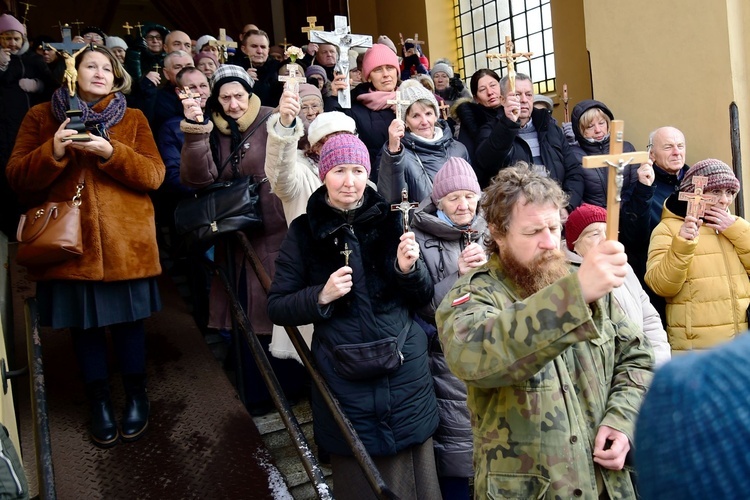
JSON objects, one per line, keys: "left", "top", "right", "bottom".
{"left": 51, "top": 86, "right": 127, "bottom": 130}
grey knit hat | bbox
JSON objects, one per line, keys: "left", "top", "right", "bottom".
{"left": 431, "top": 60, "right": 454, "bottom": 79}
{"left": 679, "top": 158, "right": 740, "bottom": 194}
{"left": 397, "top": 79, "right": 439, "bottom": 120}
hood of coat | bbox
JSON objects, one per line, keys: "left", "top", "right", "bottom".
{"left": 401, "top": 119, "right": 455, "bottom": 153}
{"left": 570, "top": 99, "right": 614, "bottom": 146}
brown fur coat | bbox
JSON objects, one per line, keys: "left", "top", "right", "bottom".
{"left": 6, "top": 94, "right": 165, "bottom": 282}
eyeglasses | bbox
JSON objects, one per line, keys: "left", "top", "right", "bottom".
{"left": 145, "top": 35, "right": 162, "bottom": 41}
{"left": 301, "top": 104, "right": 321, "bottom": 113}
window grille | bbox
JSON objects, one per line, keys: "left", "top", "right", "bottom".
{"left": 453, "top": 0, "right": 555, "bottom": 94}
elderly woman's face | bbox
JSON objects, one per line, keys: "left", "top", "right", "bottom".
{"left": 573, "top": 222, "right": 606, "bottom": 257}
{"left": 438, "top": 190, "right": 479, "bottom": 227}
{"left": 300, "top": 95, "right": 323, "bottom": 122}
{"left": 405, "top": 101, "right": 437, "bottom": 140}
{"left": 708, "top": 188, "right": 736, "bottom": 212}
{"left": 76, "top": 50, "right": 115, "bottom": 102}
{"left": 1, "top": 31, "right": 23, "bottom": 54}
{"left": 218, "top": 81, "right": 249, "bottom": 119}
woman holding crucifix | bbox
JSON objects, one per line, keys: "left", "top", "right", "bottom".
{"left": 646, "top": 159, "right": 750, "bottom": 353}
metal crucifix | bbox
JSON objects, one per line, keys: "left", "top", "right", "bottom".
{"left": 582, "top": 120, "right": 650, "bottom": 240}
{"left": 310, "top": 16, "right": 372, "bottom": 108}
{"left": 486, "top": 36, "right": 533, "bottom": 94}
{"left": 390, "top": 188, "right": 419, "bottom": 233}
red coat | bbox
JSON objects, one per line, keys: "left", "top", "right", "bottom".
{"left": 6, "top": 94, "right": 165, "bottom": 282}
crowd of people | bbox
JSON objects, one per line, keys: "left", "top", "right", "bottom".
{"left": 2, "top": 10, "right": 749, "bottom": 499}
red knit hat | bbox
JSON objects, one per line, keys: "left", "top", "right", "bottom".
{"left": 565, "top": 203, "right": 606, "bottom": 251}
{"left": 361, "top": 43, "right": 399, "bottom": 82}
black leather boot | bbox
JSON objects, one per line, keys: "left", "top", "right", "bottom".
{"left": 121, "top": 373, "right": 149, "bottom": 442}
{"left": 85, "top": 380, "right": 119, "bottom": 448}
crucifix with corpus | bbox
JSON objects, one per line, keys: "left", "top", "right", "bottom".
{"left": 209, "top": 28, "right": 237, "bottom": 64}
{"left": 46, "top": 24, "right": 90, "bottom": 141}
{"left": 679, "top": 176, "right": 718, "bottom": 220}
{"left": 301, "top": 16, "right": 323, "bottom": 40}
{"left": 310, "top": 16, "right": 372, "bottom": 108}
{"left": 278, "top": 64, "right": 307, "bottom": 94}
{"left": 178, "top": 86, "right": 203, "bottom": 122}
{"left": 486, "top": 36, "right": 533, "bottom": 93}
{"left": 387, "top": 91, "right": 411, "bottom": 122}
{"left": 391, "top": 188, "right": 419, "bottom": 233}
{"left": 582, "top": 120, "right": 650, "bottom": 240}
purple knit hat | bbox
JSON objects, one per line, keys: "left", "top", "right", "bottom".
{"left": 679, "top": 158, "right": 740, "bottom": 194}
{"left": 319, "top": 134, "right": 371, "bottom": 181}
{"left": 0, "top": 14, "right": 25, "bottom": 35}
{"left": 431, "top": 157, "right": 481, "bottom": 204}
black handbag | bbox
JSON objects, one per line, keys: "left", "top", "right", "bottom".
{"left": 174, "top": 112, "right": 272, "bottom": 249}
{"left": 173, "top": 176, "right": 264, "bottom": 249}
{"left": 320, "top": 322, "right": 410, "bottom": 381}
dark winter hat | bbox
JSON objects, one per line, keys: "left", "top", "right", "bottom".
{"left": 319, "top": 134, "right": 371, "bottom": 181}
{"left": 211, "top": 64, "right": 254, "bottom": 94}
{"left": 431, "top": 157, "right": 481, "bottom": 204}
{"left": 305, "top": 64, "right": 328, "bottom": 83}
{"left": 635, "top": 333, "right": 750, "bottom": 499}
{"left": 679, "top": 158, "right": 740, "bottom": 195}
{"left": 81, "top": 26, "right": 107, "bottom": 43}
{"left": 564, "top": 203, "right": 606, "bottom": 251}
{"left": 140, "top": 23, "right": 169, "bottom": 40}
{"left": 362, "top": 43, "right": 399, "bottom": 82}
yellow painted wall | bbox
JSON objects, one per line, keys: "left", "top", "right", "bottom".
{"left": 549, "top": 0, "right": 592, "bottom": 123}
{"left": 349, "top": 0, "right": 457, "bottom": 66}
{"left": 583, "top": 0, "right": 750, "bottom": 210}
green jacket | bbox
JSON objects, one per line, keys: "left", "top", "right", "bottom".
{"left": 436, "top": 253, "right": 653, "bottom": 499}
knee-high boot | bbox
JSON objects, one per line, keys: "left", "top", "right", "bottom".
{"left": 85, "top": 379, "right": 119, "bottom": 448}
{"left": 120, "top": 373, "right": 149, "bottom": 442}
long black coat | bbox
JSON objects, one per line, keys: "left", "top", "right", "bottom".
{"left": 267, "top": 186, "right": 438, "bottom": 457}
{"left": 473, "top": 106, "right": 585, "bottom": 209}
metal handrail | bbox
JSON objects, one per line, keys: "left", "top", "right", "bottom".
{"left": 24, "top": 298, "right": 56, "bottom": 499}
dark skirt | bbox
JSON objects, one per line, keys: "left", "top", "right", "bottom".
{"left": 36, "top": 278, "right": 161, "bottom": 330}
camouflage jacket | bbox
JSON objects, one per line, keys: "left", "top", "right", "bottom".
{"left": 436, "top": 253, "right": 653, "bottom": 499}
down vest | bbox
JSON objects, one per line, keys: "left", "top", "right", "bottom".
{"left": 267, "top": 186, "right": 438, "bottom": 456}
{"left": 645, "top": 194, "right": 750, "bottom": 352}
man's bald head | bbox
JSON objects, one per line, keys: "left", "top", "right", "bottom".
{"left": 649, "top": 126, "right": 687, "bottom": 174}
{"left": 165, "top": 30, "right": 191, "bottom": 54}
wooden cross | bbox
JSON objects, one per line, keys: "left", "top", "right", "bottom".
{"left": 387, "top": 91, "right": 411, "bottom": 122}
{"left": 679, "top": 176, "right": 718, "bottom": 219}
{"left": 20, "top": 2, "right": 34, "bottom": 26}
{"left": 582, "top": 120, "right": 650, "bottom": 240}
{"left": 301, "top": 16, "right": 323, "bottom": 40}
{"left": 210, "top": 28, "right": 237, "bottom": 64}
{"left": 70, "top": 19, "right": 84, "bottom": 37}
{"left": 122, "top": 22, "right": 133, "bottom": 36}
{"left": 278, "top": 64, "right": 306, "bottom": 93}
{"left": 280, "top": 38, "right": 291, "bottom": 51}
{"left": 562, "top": 83, "right": 570, "bottom": 123}
{"left": 486, "top": 36, "right": 533, "bottom": 93}
{"left": 439, "top": 101, "right": 450, "bottom": 121}
{"left": 178, "top": 86, "right": 203, "bottom": 122}
{"left": 391, "top": 188, "right": 419, "bottom": 233}
{"left": 310, "top": 16, "right": 372, "bottom": 108}
{"left": 134, "top": 21, "right": 144, "bottom": 36}
{"left": 340, "top": 243, "right": 352, "bottom": 266}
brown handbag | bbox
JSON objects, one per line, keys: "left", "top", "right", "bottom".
{"left": 16, "top": 175, "right": 85, "bottom": 267}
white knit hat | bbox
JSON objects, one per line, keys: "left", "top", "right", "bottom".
{"left": 196, "top": 35, "right": 216, "bottom": 52}
{"left": 307, "top": 112, "right": 357, "bottom": 147}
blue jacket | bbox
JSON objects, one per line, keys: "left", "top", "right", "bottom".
{"left": 267, "top": 186, "right": 438, "bottom": 456}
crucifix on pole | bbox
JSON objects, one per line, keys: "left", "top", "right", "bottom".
{"left": 582, "top": 120, "right": 650, "bottom": 240}
{"left": 210, "top": 28, "right": 237, "bottom": 64}
{"left": 310, "top": 16, "right": 372, "bottom": 108}
{"left": 486, "top": 36, "right": 533, "bottom": 94}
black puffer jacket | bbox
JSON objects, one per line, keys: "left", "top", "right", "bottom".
{"left": 473, "top": 106, "right": 585, "bottom": 209}
{"left": 570, "top": 100, "right": 636, "bottom": 207}
{"left": 377, "top": 120, "right": 470, "bottom": 203}
{"left": 267, "top": 186, "right": 438, "bottom": 457}
{"left": 452, "top": 98, "right": 497, "bottom": 164}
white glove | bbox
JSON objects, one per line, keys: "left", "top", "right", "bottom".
{"left": 19, "top": 78, "right": 42, "bottom": 93}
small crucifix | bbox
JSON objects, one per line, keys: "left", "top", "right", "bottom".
{"left": 310, "top": 16, "right": 372, "bottom": 108}
{"left": 439, "top": 101, "right": 450, "bottom": 121}
{"left": 461, "top": 228, "right": 479, "bottom": 247}
{"left": 562, "top": 83, "right": 570, "bottom": 123}
{"left": 486, "top": 36, "right": 533, "bottom": 94}
{"left": 278, "top": 64, "right": 307, "bottom": 93}
{"left": 178, "top": 86, "right": 203, "bottom": 122}
{"left": 390, "top": 188, "right": 419, "bottom": 233}
{"left": 301, "top": 16, "right": 323, "bottom": 40}
{"left": 340, "top": 243, "right": 352, "bottom": 266}
{"left": 134, "top": 21, "right": 144, "bottom": 36}
{"left": 280, "top": 38, "right": 291, "bottom": 51}
{"left": 679, "top": 176, "right": 718, "bottom": 219}
{"left": 210, "top": 28, "right": 237, "bottom": 64}
{"left": 582, "top": 120, "right": 650, "bottom": 240}
{"left": 152, "top": 62, "right": 162, "bottom": 74}
{"left": 122, "top": 21, "right": 133, "bottom": 36}
{"left": 387, "top": 91, "right": 411, "bottom": 122}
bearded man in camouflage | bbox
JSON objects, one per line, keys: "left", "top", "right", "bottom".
{"left": 437, "top": 164, "right": 653, "bottom": 499}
